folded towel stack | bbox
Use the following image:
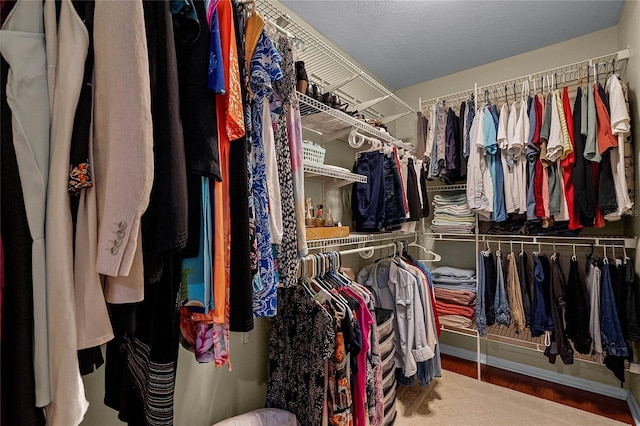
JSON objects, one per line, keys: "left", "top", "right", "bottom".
{"left": 430, "top": 193, "right": 475, "bottom": 234}
{"left": 431, "top": 266, "right": 477, "bottom": 327}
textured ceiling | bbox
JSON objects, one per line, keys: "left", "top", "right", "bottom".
{"left": 281, "top": 0, "right": 624, "bottom": 90}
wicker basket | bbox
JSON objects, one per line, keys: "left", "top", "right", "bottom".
{"left": 302, "top": 141, "right": 326, "bottom": 165}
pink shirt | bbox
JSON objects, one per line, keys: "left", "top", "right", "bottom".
{"left": 343, "top": 288, "right": 374, "bottom": 426}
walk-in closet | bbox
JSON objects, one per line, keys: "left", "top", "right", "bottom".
{"left": 2, "top": 0, "right": 640, "bottom": 425}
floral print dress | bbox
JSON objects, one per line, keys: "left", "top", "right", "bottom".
{"left": 250, "top": 30, "right": 282, "bottom": 317}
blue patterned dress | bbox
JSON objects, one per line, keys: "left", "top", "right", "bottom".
{"left": 250, "top": 30, "right": 283, "bottom": 317}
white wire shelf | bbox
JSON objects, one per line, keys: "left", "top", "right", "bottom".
{"left": 255, "top": 0, "right": 415, "bottom": 123}
{"left": 427, "top": 183, "right": 467, "bottom": 192}
{"left": 421, "top": 233, "right": 477, "bottom": 243}
{"left": 306, "top": 231, "right": 417, "bottom": 250}
{"left": 303, "top": 163, "right": 366, "bottom": 189}
{"left": 298, "top": 93, "right": 413, "bottom": 150}
{"left": 478, "top": 234, "right": 636, "bottom": 249}
{"left": 441, "top": 323, "right": 624, "bottom": 368}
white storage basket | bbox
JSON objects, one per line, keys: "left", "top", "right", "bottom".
{"left": 302, "top": 141, "right": 326, "bottom": 165}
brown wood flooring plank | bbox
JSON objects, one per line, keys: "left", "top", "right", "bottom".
{"left": 441, "top": 353, "right": 634, "bottom": 425}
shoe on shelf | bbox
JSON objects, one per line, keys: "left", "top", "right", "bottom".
{"left": 295, "top": 61, "right": 308, "bottom": 95}
{"left": 321, "top": 91, "right": 334, "bottom": 107}
{"left": 312, "top": 84, "right": 322, "bottom": 102}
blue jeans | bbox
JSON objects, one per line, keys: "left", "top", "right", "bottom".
{"left": 494, "top": 251, "right": 511, "bottom": 326}
{"left": 476, "top": 251, "right": 487, "bottom": 337}
{"left": 600, "top": 260, "right": 629, "bottom": 357}
{"left": 531, "top": 254, "right": 554, "bottom": 337}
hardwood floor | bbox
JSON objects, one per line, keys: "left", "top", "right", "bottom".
{"left": 440, "top": 354, "right": 634, "bottom": 424}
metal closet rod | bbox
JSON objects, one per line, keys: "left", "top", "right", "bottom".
{"left": 339, "top": 242, "right": 397, "bottom": 256}
{"left": 338, "top": 241, "right": 423, "bottom": 256}
{"left": 482, "top": 239, "right": 629, "bottom": 250}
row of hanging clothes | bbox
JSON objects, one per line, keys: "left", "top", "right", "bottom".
{"left": 266, "top": 251, "right": 393, "bottom": 426}
{"left": 357, "top": 242, "right": 443, "bottom": 391}
{"left": 465, "top": 64, "right": 634, "bottom": 236}
{"left": 351, "top": 137, "right": 430, "bottom": 234}
{"left": 416, "top": 97, "right": 468, "bottom": 184}
{"left": 417, "top": 61, "right": 635, "bottom": 237}
{"left": 475, "top": 241, "right": 640, "bottom": 385}
{"left": 1, "top": 0, "right": 313, "bottom": 423}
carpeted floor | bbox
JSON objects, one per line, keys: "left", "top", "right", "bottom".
{"left": 395, "top": 370, "right": 626, "bottom": 425}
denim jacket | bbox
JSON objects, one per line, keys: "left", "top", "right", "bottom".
{"left": 358, "top": 260, "right": 433, "bottom": 378}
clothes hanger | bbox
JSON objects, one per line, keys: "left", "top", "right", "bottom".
{"left": 356, "top": 137, "right": 382, "bottom": 156}
{"left": 241, "top": 0, "right": 255, "bottom": 19}
{"left": 578, "top": 67, "right": 583, "bottom": 88}
{"left": 299, "top": 256, "right": 317, "bottom": 295}
{"left": 545, "top": 75, "right": 551, "bottom": 94}
{"left": 320, "top": 253, "right": 353, "bottom": 312}
{"left": 410, "top": 241, "right": 442, "bottom": 263}
{"left": 612, "top": 244, "right": 623, "bottom": 266}
{"left": 349, "top": 128, "right": 366, "bottom": 149}
{"left": 550, "top": 242, "right": 558, "bottom": 262}
{"left": 533, "top": 242, "right": 542, "bottom": 256}
{"left": 482, "top": 239, "right": 491, "bottom": 255}
{"left": 539, "top": 76, "right": 544, "bottom": 97}
{"left": 310, "top": 255, "right": 347, "bottom": 316}
{"left": 291, "top": 36, "right": 305, "bottom": 54}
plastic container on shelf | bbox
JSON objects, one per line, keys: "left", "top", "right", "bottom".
{"left": 302, "top": 140, "right": 326, "bottom": 165}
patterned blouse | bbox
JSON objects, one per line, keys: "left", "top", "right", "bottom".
{"left": 266, "top": 286, "right": 336, "bottom": 425}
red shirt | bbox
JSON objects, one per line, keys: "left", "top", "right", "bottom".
{"left": 560, "top": 87, "right": 582, "bottom": 230}
{"left": 594, "top": 84, "right": 618, "bottom": 155}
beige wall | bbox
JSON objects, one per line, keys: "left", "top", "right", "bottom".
{"left": 394, "top": 26, "right": 620, "bottom": 146}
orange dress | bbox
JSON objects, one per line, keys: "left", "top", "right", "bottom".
{"left": 213, "top": 0, "right": 244, "bottom": 367}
